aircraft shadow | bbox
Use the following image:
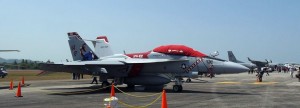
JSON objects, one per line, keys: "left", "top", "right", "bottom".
{"left": 186, "top": 80, "right": 210, "bottom": 83}
{"left": 0, "top": 84, "right": 30, "bottom": 90}
{"left": 171, "top": 80, "right": 210, "bottom": 84}
{"left": 47, "top": 87, "right": 111, "bottom": 95}
{"left": 44, "top": 85, "right": 103, "bottom": 90}
{"left": 47, "top": 85, "right": 256, "bottom": 96}
{"left": 48, "top": 86, "right": 165, "bottom": 96}
{"left": 0, "top": 86, "right": 9, "bottom": 89}
{"left": 165, "top": 89, "right": 257, "bottom": 95}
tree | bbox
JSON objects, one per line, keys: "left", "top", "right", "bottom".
{"left": 13, "top": 60, "right": 17, "bottom": 65}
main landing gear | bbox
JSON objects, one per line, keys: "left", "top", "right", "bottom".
{"left": 186, "top": 78, "right": 192, "bottom": 83}
{"left": 173, "top": 77, "right": 183, "bottom": 92}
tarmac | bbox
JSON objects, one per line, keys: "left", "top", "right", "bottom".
{"left": 0, "top": 71, "right": 300, "bottom": 108}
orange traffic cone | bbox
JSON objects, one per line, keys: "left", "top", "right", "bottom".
{"left": 15, "top": 82, "right": 23, "bottom": 97}
{"left": 110, "top": 83, "right": 115, "bottom": 97}
{"left": 161, "top": 89, "right": 168, "bottom": 108}
{"left": 9, "top": 80, "right": 14, "bottom": 90}
{"left": 21, "top": 76, "right": 25, "bottom": 86}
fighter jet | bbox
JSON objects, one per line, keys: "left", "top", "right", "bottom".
{"left": 42, "top": 32, "right": 249, "bottom": 92}
{"left": 0, "top": 50, "right": 20, "bottom": 78}
{"left": 0, "top": 66, "right": 7, "bottom": 78}
{"left": 228, "top": 51, "right": 278, "bottom": 72}
{"left": 247, "top": 57, "right": 269, "bottom": 67}
{"left": 227, "top": 51, "right": 256, "bottom": 69}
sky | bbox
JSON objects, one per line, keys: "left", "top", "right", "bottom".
{"left": 0, "top": 0, "right": 299, "bottom": 63}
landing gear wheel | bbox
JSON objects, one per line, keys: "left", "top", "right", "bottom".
{"left": 173, "top": 85, "right": 183, "bottom": 92}
{"left": 186, "top": 78, "right": 192, "bottom": 83}
{"left": 101, "top": 81, "right": 110, "bottom": 88}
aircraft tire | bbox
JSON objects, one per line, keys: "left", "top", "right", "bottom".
{"left": 173, "top": 85, "right": 182, "bottom": 92}
{"left": 186, "top": 78, "right": 192, "bottom": 83}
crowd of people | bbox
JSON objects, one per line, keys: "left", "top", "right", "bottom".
{"left": 254, "top": 66, "right": 300, "bottom": 82}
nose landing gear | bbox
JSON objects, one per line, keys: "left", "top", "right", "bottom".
{"left": 173, "top": 77, "right": 183, "bottom": 92}
{"left": 173, "top": 85, "right": 182, "bottom": 92}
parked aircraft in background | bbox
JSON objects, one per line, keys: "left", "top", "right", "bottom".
{"left": 266, "top": 60, "right": 279, "bottom": 71}
{"left": 227, "top": 51, "right": 256, "bottom": 69}
{"left": 247, "top": 57, "right": 269, "bottom": 68}
{"left": 248, "top": 57, "right": 279, "bottom": 72}
{"left": 0, "top": 50, "right": 20, "bottom": 78}
{"left": 0, "top": 66, "right": 7, "bottom": 78}
{"left": 42, "top": 32, "right": 249, "bottom": 92}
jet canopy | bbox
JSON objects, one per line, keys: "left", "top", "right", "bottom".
{"left": 153, "top": 45, "right": 207, "bottom": 57}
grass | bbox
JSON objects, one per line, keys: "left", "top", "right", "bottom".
{"left": 0, "top": 70, "right": 92, "bottom": 82}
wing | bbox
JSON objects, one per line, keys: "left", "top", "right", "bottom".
{"left": 0, "top": 50, "right": 20, "bottom": 52}
{"left": 40, "top": 60, "right": 125, "bottom": 73}
{"left": 40, "top": 59, "right": 188, "bottom": 74}
{"left": 40, "top": 63, "right": 68, "bottom": 72}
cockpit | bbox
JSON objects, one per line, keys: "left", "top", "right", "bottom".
{"left": 152, "top": 45, "right": 207, "bottom": 57}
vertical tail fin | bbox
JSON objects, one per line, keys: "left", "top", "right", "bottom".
{"left": 67, "top": 32, "right": 98, "bottom": 61}
{"left": 228, "top": 51, "right": 237, "bottom": 62}
{"left": 92, "top": 36, "right": 114, "bottom": 58}
{"left": 247, "top": 57, "right": 252, "bottom": 62}
{"left": 228, "top": 51, "right": 244, "bottom": 63}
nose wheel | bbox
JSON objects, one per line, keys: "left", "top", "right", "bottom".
{"left": 173, "top": 77, "right": 183, "bottom": 92}
{"left": 173, "top": 85, "right": 182, "bottom": 92}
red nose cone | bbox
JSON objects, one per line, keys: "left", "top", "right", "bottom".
{"left": 96, "top": 36, "right": 108, "bottom": 43}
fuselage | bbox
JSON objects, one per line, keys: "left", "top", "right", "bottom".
{"left": 125, "top": 51, "right": 249, "bottom": 76}
{"left": 99, "top": 51, "right": 249, "bottom": 85}
{"left": 239, "top": 63, "right": 257, "bottom": 69}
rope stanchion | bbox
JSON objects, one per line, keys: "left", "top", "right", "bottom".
{"left": 114, "top": 86, "right": 161, "bottom": 98}
{"left": 117, "top": 92, "right": 163, "bottom": 108}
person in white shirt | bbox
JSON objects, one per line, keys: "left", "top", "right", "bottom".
{"left": 289, "top": 66, "right": 294, "bottom": 78}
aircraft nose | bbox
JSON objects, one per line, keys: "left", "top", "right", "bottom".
{"left": 221, "top": 62, "right": 250, "bottom": 74}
